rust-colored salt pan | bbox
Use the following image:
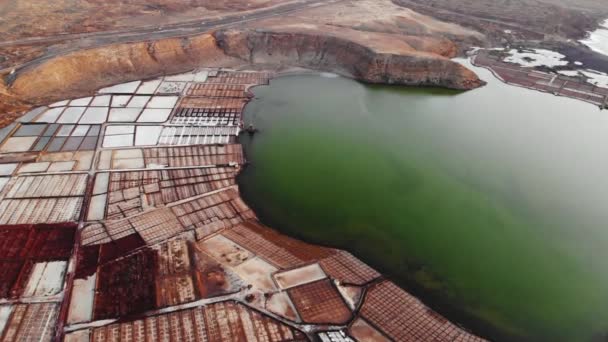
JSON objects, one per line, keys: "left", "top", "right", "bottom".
{"left": 93, "top": 248, "right": 157, "bottom": 319}
{"left": 186, "top": 83, "right": 248, "bottom": 98}
{"left": 348, "top": 317, "right": 390, "bottom": 342}
{"left": 360, "top": 280, "right": 486, "bottom": 341}
{"left": 78, "top": 301, "right": 305, "bottom": 342}
{"left": 223, "top": 221, "right": 334, "bottom": 269}
{"left": 319, "top": 250, "right": 380, "bottom": 286}
{"left": 287, "top": 279, "right": 351, "bottom": 325}
{"left": 1, "top": 303, "right": 59, "bottom": 341}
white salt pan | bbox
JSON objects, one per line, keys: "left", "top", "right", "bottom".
{"left": 108, "top": 108, "right": 141, "bottom": 122}
{"left": 0, "top": 163, "right": 18, "bottom": 176}
{"left": 71, "top": 125, "right": 91, "bottom": 136}
{"left": 48, "top": 161, "right": 76, "bottom": 172}
{"left": 138, "top": 108, "right": 172, "bottom": 122}
{"left": 98, "top": 81, "right": 141, "bottom": 94}
{"left": 70, "top": 97, "right": 92, "bottom": 106}
{"left": 0, "top": 137, "right": 37, "bottom": 152}
{"left": 135, "top": 126, "right": 162, "bottom": 146}
{"left": 35, "top": 107, "right": 65, "bottom": 123}
{"left": 105, "top": 125, "right": 135, "bottom": 135}
{"left": 87, "top": 195, "right": 107, "bottom": 221}
{"left": 23, "top": 261, "right": 67, "bottom": 297}
{"left": 136, "top": 80, "right": 162, "bottom": 94}
{"left": 156, "top": 82, "right": 186, "bottom": 94}
{"left": 67, "top": 274, "right": 96, "bottom": 324}
{"left": 111, "top": 95, "right": 131, "bottom": 108}
{"left": 147, "top": 96, "right": 178, "bottom": 109}
{"left": 90, "top": 95, "right": 111, "bottom": 107}
{"left": 165, "top": 72, "right": 196, "bottom": 82}
{"left": 57, "top": 125, "right": 75, "bottom": 136}
{"left": 103, "top": 134, "right": 134, "bottom": 148}
{"left": 0, "top": 178, "right": 8, "bottom": 192}
{"left": 57, "top": 107, "right": 85, "bottom": 123}
{"left": 49, "top": 100, "right": 69, "bottom": 108}
{"left": 127, "top": 96, "right": 151, "bottom": 108}
{"left": 193, "top": 71, "right": 209, "bottom": 82}
{"left": 18, "top": 162, "right": 50, "bottom": 173}
{"left": 79, "top": 107, "right": 108, "bottom": 124}
{"left": 0, "top": 306, "right": 12, "bottom": 336}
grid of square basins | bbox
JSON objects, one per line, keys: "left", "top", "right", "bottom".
{"left": 0, "top": 69, "right": 489, "bottom": 342}
{"left": 202, "top": 71, "right": 272, "bottom": 85}
{"left": 12, "top": 71, "right": 270, "bottom": 152}
{"left": 318, "top": 250, "right": 380, "bottom": 285}
{"left": 221, "top": 221, "right": 328, "bottom": 269}
{"left": 171, "top": 108, "right": 241, "bottom": 126}
{"left": 0, "top": 174, "right": 87, "bottom": 224}
{"left": 287, "top": 279, "right": 352, "bottom": 325}
{"left": 0, "top": 223, "right": 76, "bottom": 342}
{"left": 185, "top": 84, "right": 248, "bottom": 98}
{"left": 102, "top": 167, "right": 238, "bottom": 220}
{"left": 360, "top": 281, "right": 486, "bottom": 341}
{"left": 34, "top": 95, "right": 178, "bottom": 124}
{"left": 0, "top": 123, "right": 100, "bottom": 153}
{"left": 83, "top": 301, "right": 305, "bottom": 342}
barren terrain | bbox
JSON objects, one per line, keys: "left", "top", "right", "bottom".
{"left": 393, "top": 0, "right": 608, "bottom": 44}
{"left": 0, "top": 0, "right": 285, "bottom": 41}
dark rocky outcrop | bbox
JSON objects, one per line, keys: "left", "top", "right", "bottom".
{"left": 214, "top": 28, "right": 484, "bottom": 90}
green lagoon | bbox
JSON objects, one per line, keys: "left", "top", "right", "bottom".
{"left": 237, "top": 60, "right": 608, "bottom": 341}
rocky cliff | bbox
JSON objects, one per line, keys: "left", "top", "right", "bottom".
{"left": 214, "top": 28, "right": 483, "bottom": 90}
{"left": 7, "top": 27, "right": 482, "bottom": 106}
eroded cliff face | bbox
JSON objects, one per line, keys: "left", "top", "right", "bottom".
{"left": 9, "top": 34, "right": 240, "bottom": 102}
{"left": 0, "top": 78, "right": 31, "bottom": 127}
{"left": 214, "top": 28, "right": 483, "bottom": 90}
{"left": 7, "top": 25, "right": 482, "bottom": 108}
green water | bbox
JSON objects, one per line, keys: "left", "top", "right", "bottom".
{"left": 237, "top": 61, "right": 608, "bottom": 341}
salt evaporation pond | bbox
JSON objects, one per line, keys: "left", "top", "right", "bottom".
{"left": 238, "top": 60, "right": 608, "bottom": 341}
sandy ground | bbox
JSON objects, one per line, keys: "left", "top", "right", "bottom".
{"left": 394, "top": 0, "right": 608, "bottom": 44}
{"left": 0, "top": 0, "right": 289, "bottom": 40}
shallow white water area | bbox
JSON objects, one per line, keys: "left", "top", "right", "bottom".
{"left": 580, "top": 19, "right": 608, "bottom": 57}
{"left": 503, "top": 48, "right": 569, "bottom": 68}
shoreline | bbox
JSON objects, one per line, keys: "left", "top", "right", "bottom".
{"left": 0, "top": 68, "right": 489, "bottom": 341}
{"left": 236, "top": 70, "right": 518, "bottom": 342}
{"left": 471, "top": 50, "right": 608, "bottom": 109}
